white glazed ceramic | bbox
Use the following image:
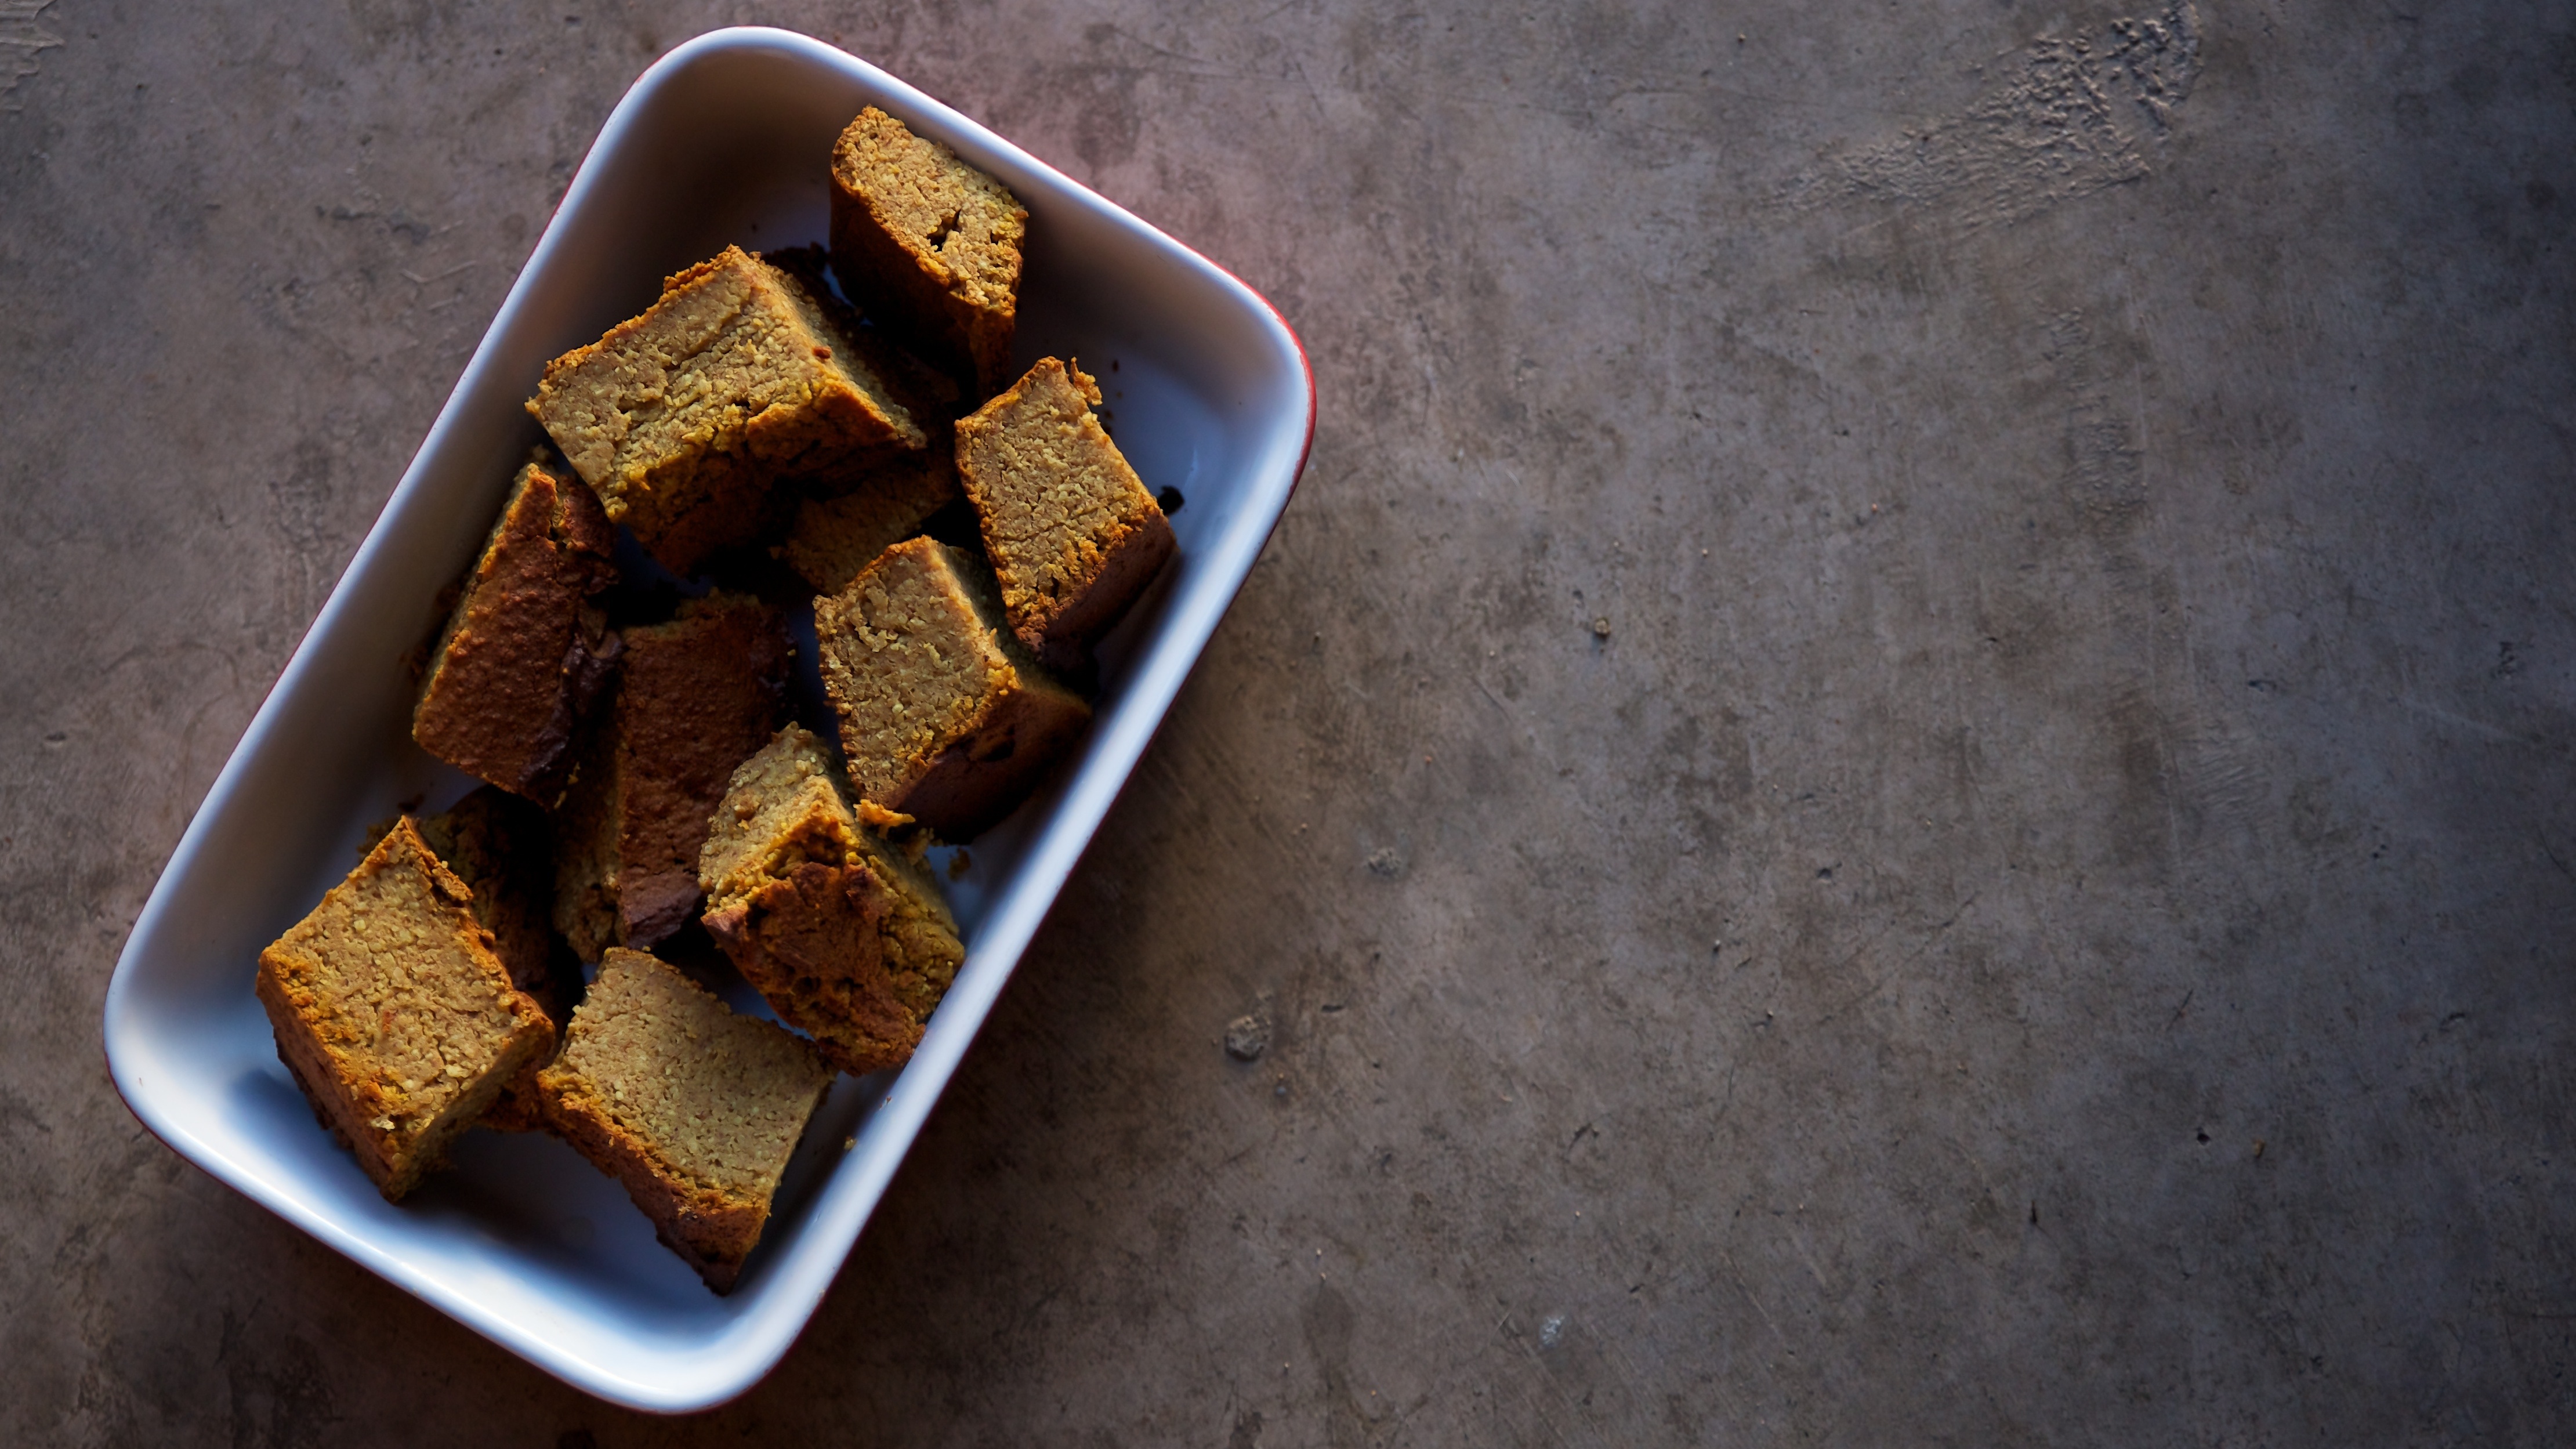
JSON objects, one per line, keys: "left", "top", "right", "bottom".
{"left": 101, "top": 27, "right": 1311, "bottom": 1412}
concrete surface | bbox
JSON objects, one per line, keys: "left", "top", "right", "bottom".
{"left": 5, "top": 0, "right": 2574, "bottom": 1442}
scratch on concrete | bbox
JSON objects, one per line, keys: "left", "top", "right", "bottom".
{"left": 1797, "top": 2, "right": 2200, "bottom": 230}
{"left": 1816, "top": 892, "right": 1981, "bottom": 1024}
{"left": 1, "top": 0, "right": 59, "bottom": 111}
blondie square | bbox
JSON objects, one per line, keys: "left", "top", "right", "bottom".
{"left": 256, "top": 817, "right": 555, "bottom": 1200}
{"left": 527, "top": 244, "right": 929, "bottom": 575}
{"left": 537, "top": 947, "right": 835, "bottom": 1292}
{"left": 552, "top": 593, "right": 790, "bottom": 959}
{"left": 811, "top": 537, "right": 1091, "bottom": 838}
{"left": 411, "top": 452, "right": 619, "bottom": 803}
{"left": 828, "top": 107, "right": 1027, "bottom": 394}
{"left": 955, "top": 358, "right": 1175, "bottom": 671}
{"left": 700, "top": 726, "right": 966, "bottom": 1076}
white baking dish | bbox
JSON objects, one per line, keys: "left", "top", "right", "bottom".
{"left": 100, "top": 27, "right": 1311, "bottom": 1412}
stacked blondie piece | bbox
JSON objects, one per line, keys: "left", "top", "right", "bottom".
{"left": 255, "top": 106, "right": 1177, "bottom": 1291}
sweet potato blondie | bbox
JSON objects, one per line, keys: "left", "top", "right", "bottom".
{"left": 828, "top": 107, "right": 1027, "bottom": 394}
{"left": 537, "top": 947, "right": 834, "bottom": 1292}
{"left": 552, "top": 592, "right": 791, "bottom": 958}
{"left": 411, "top": 452, "right": 619, "bottom": 803}
{"left": 527, "top": 245, "right": 929, "bottom": 575}
{"left": 955, "top": 358, "right": 1175, "bottom": 671}
{"left": 811, "top": 537, "right": 1090, "bottom": 838}
{"left": 700, "top": 726, "right": 966, "bottom": 1076}
{"left": 256, "top": 818, "right": 555, "bottom": 1200}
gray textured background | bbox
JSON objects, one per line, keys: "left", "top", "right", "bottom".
{"left": 8, "top": 0, "right": 2575, "bottom": 1443}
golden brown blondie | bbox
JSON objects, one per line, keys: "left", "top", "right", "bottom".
{"left": 528, "top": 245, "right": 928, "bottom": 575}
{"left": 700, "top": 725, "right": 966, "bottom": 1076}
{"left": 537, "top": 947, "right": 834, "bottom": 1292}
{"left": 811, "top": 537, "right": 1090, "bottom": 838}
{"left": 955, "top": 358, "right": 1175, "bottom": 671}
{"left": 828, "top": 107, "right": 1027, "bottom": 394}
{"left": 256, "top": 818, "right": 554, "bottom": 1200}
{"left": 411, "top": 452, "right": 618, "bottom": 803}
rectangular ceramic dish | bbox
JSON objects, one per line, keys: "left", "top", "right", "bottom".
{"left": 101, "top": 27, "right": 1311, "bottom": 1412}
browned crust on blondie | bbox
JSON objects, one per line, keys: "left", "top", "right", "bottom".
{"left": 699, "top": 727, "right": 967, "bottom": 1075}
{"left": 411, "top": 453, "right": 619, "bottom": 802}
{"left": 954, "top": 358, "right": 1176, "bottom": 671}
{"left": 828, "top": 107, "right": 1027, "bottom": 394}
{"left": 704, "top": 864, "right": 911, "bottom": 1075}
